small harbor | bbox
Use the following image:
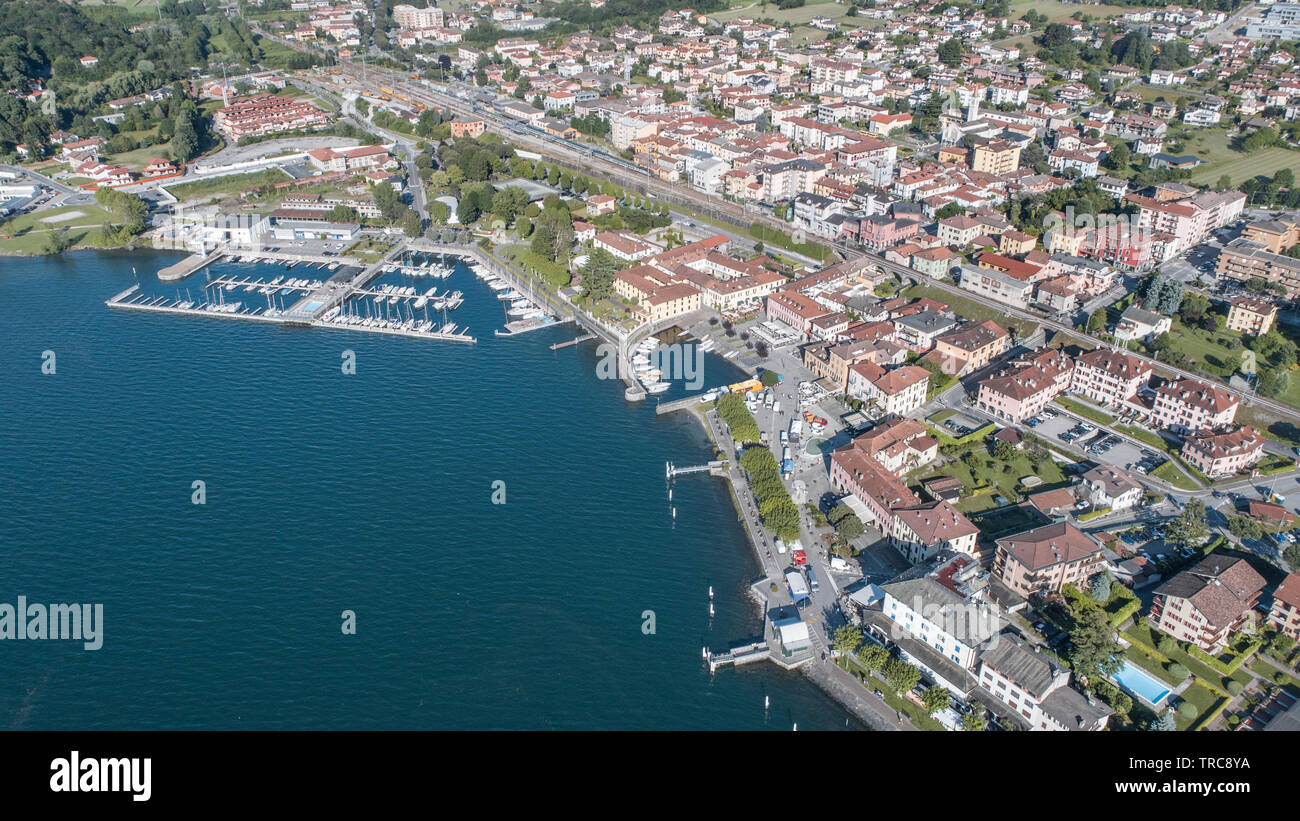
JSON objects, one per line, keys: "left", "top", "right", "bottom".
{"left": 105, "top": 244, "right": 574, "bottom": 346}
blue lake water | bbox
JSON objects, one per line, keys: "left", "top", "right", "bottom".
{"left": 0, "top": 249, "right": 862, "bottom": 730}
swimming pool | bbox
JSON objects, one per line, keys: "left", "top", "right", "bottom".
{"left": 1112, "top": 660, "right": 1172, "bottom": 706}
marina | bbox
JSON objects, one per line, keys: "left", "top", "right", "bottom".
{"left": 104, "top": 245, "right": 574, "bottom": 346}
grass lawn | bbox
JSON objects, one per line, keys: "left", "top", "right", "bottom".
{"left": 1191, "top": 145, "right": 1300, "bottom": 187}
{"left": 1151, "top": 460, "right": 1200, "bottom": 490}
{"left": 106, "top": 142, "right": 173, "bottom": 173}
{"left": 165, "top": 168, "right": 290, "bottom": 202}
{"left": 713, "top": 0, "right": 858, "bottom": 26}
{"left": 927, "top": 445, "right": 1066, "bottom": 523}
{"left": 0, "top": 204, "right": 117, "bottom": 255}
{"left": 343, "top": 236, "right": 399, "bottom": 264}
{"left": 1114, "top": 424, "right": 1175, "bottom": 454}
{"left": 1248, "top": 658, "right": 1300, "bottom": 691}
{"left": 1007, "top": 0, "right": 1130, "bottom": 22}
{"left": 1173, "top": 683, "right": 1225, "bottom": 730}
{"left": 901, "top": 283, "right": 1038, "bottom": 338}
{"left": 1052, "top": 396, "right": 1117, "bottom": 426}
{"left": 1162, "top": 318, "right": 1245, "bottom": 380}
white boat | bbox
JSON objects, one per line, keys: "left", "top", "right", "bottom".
{"left": 499, "top": 289, "right": 522, "bottom": 300}
{"left": 507, "top": 305, "right": 531, "bottom": 317}
{"left": 488, "top": 280, "right": 510, "bottom": 292}
{"left": 645, "top": 381, "right": 671, "bottom": 394}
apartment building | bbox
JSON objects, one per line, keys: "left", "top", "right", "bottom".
{"left": 847, "top": 362, "right": 930, "bottom": 416}
{"left": 1216, "top": 237, "right": 1300, "bottom": 298}
{"left": 971, "top": 140, "right": 1021, "bottom": 176}
{"left": 932, "top": 320, "right": 1010, "bottom": 376}
{"left": 1149, "top": 557, "right": 1266, "bottom": 653}
{"left": 1180, "top": 426, "right": 1265, "bottom": 478}
{"left": 995, "top": 522, "right": 1105, "bottom": 598}
{"left": 1150, "top": 378, "right": 1239, "bottom": 433}
{"left": 893, "top": 310, "right": 958, "bottom": 353}
{"left": 881, "top": 577, "right": 986, "bottom": 668}
{"left": 976, "top": 349, "right": 1074, "bottom": 423}
{"left": 1225, "top": 295, "right": 1278, "bottom": 336}
{"left": 888, "top": 501, "right": 980, "bottom": 564}
{"left": 978, "top": 634, "right": 1112, "bottom": 730}
{"left": 766, "top": 290, "right": 833, "bottom": 339}
{"left": 1267, "top": 573, "right": 1300, "bottom": 640}
{"left": 1069, "top": 348, "right": 1152, "bottom": 408}
{"left": 829, "top": 444, "right": 921, "bottom": 529}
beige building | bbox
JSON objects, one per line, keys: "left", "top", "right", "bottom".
{"left": 972, "top": 140, "right": 1022, "bottom": 176}
{"left": 1149, "top": 557, "right": 1265, "bottom": 653}
{"left": 995, "top": 522, "right": 1105, "bottom": 598}
{"left": 1225, "top": 295, "right": 1277, "bottom": 336}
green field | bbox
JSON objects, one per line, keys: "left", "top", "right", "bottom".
{"left": 712, "top": 0, "right": 858, "bottom": 27}
{"left": 165, "top": 168, "right": 290, "bottom": 202}
{"left": 1052, "top": 397, "right": 1117, "bottom": 426}
{"left": 0, "top": 204, "right": 117, "bottom": 255}
{"left": 1007, "top": 0, "right": 1130, "bottom": 23}
{"left": 1180, "top": 124, "right": 1300, "bottom": 186}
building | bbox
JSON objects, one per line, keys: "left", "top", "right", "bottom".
{"left": 971, "top": 140, "right": 1022, "bottom": 176}
{"left": 1149, "top": 557, "right": 1266, "bottom": 653}
{"left": 306, "top": 144, "right": 395, "bottom": 173}
{"left": 1247, "top": 2, "right": 1300, "bottom": 38}
{"left": 1180, "top": 426, "right": 1265, "bottom": 479}
{"left": 593, "top": 230, "right": 657, "bottom": 261}
{"left": 932, "top": 320, "right": 1010, "bottom": 376}
{"left": 976, "top": 349, "right": 1074, "bottom": 423}
{"left": 1267, "top": 573, "right": 1300, "bottom": 640}
{"left": 1216, "top": 237, "right": 1300, "bottom": 298}
{"left": 1150, "top": 378, "right": 1239, "bottom": 433}
{"left": 393, "top": 3, "right": 445, "bottom": 29}
{"left": 1226, "top": 296, "right": 1277, "bottom": 336}
{"left": 995, "top": 522, "right": 1106, "bottom": 598}
{"left": 893, "top": 310, "right": 958, "bottom": 353}
{"left": 978, "top": 634, "right": 1112, "bottom": 731}
{"left": 957, "top": 265, "right": 1034, "bottom": 310}
{"left": 848, "top": 363, "right": 931, "bottom": 417}
{"left": 212, "top": 93, "right": 329, "bottom": 139}
{"left": 766, "top": 290, "right": 832, "bottom": 339}
{"left": 1112, "top": 304, "right": 1171, "bottom": 344}
{"left": 449, "top": 118, "right": 487, "bottom": 138}
{"left": 829, "top": 444, "right": 921, "bottom": 529}
{"left": 1080, "top": 465, "right": 1143, "bottom": 512}
{"left": 1069, "top": 348, "right": 1152, "bottom": 408}
{"left": 888, "top": 501, "right": 980, "bottom": 564}
{"left": 613, "top": 264, "right": 703, "bottom": 323}
{"left": 880, "top": 577, "right": 989, "bottom": 669}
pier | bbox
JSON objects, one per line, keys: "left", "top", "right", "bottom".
{"left": 157, "top": 247, "right": 224, "bottom": 282}
{"left": 666, "top": 461, "right": 728, "bottom": 479}
{"left": 704, "top": 642, "right": 772, "bottom": 673}
{"left": 549, "top": 333, "right": 595, "bottom": 351}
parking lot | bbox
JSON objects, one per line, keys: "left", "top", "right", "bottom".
{"left": 1026, "top": 408, "right": 1161, "bottom": 475}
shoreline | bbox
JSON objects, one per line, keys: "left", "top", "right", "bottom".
{"left": 677, "top": 400, "right": 897, "bottom": 731}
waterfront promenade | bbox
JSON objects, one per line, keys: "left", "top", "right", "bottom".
{"left": 694, "top": 402, "right": 913, "bottom": 731}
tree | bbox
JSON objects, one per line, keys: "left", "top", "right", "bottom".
{"left": 1284, "top": 542, "right": 1300, "bottom": 570}
{"left": 172, "top": 112, "right": 199, "bottom": 163}
{"left": 1067, "top": 607, "right": 1121, "bottom": 679}
{"left": 490, "top": 185, "right": 529, "bottom": 225}
{"left": 834, "top": 513, "right": 864, "bottom": 540}
{"left": 883, "top": 658, "right": 922, "bottom": 694}
{"left": 1087, "top": 310, "right": 1107, "bottom": 333}
{"left": 1150, "top": 711, "right": 1177, "bottom": 731}
{"left": 326, "top": 204, "right": 359, "bottom": 223}
{"left": 959, "top": 710, "right": 987, "bottom": 732}
{"left": 1167, "top": 662, "right": 1190, "bottom": 681}
{"left": 1090, "top": 572, "right": 1111, "bottom": 602}
{"left": 992, "top": 439, "right": 1016, "bottom": 462}
{"left": 858, "top": 644, "right": 889, "bottom": 673}
{"left": 1104, "top": 141, "right": 1130, "bottom": 172}
{"left": 937, "top": 38, "right": 963, "bottom": 68}
{"left": 922, "top": 686, "right": 950, "bottom": 715}
{"left": 401, "top": 210, "right": 423, "bottom": 238}
{"left": 1164, "top": 500, "right": 1209, "bottom": 550}
{"left": 834, "top": 625, "right": 863, "bottom": 656}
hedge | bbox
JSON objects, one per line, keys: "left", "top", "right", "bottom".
{"left": 927, "top": 421, "right": 996, "bottom": 448}
{"left": 1187, "top": 642, "right": 1260, "bottom": 676}
{"left": 1079, "top": 507, "right": 1113, "bottom": 522}
{"left": 1193, "top": 697, "right": 1232, "bottom": 732}
{"left": 1109, "top": 597, "right": 1141, "bottom": 629}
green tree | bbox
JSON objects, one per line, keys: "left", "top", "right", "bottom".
{"left": 1090, "top": 572, "right": 1111, "bottom": 602}
{"left": 959, "top": 710, "right": 987, "bottom": 732}
{"left": 834, "top": 625, "right": 863, "bottom": 656}
{"left": 937, "top": 38, "right": 964, "bottom": 68}
{"left": 1164, "top": 500, "right": 1209, "bottom": 550}
{"left": 883, "top": 658, "right": 922, "bottom": 694}
{"left": 922, "top": 686, "right": 950, "bottom": 715}
{"left": 1067, "top": 607, "right": 1121, "bottom": 679}
{"left": 1150, "top": 711, "right": 1177, "bottom": 731}
{"left": 858, "top": 643, "right": 889, "bottom": 673}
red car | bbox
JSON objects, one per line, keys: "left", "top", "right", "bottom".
{"left": 792, "top": 550, "right": 807, "bottom": 566}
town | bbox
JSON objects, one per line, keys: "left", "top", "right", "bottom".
{"left": 5, "top": 0, "right": 1300, "bottom": 735}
